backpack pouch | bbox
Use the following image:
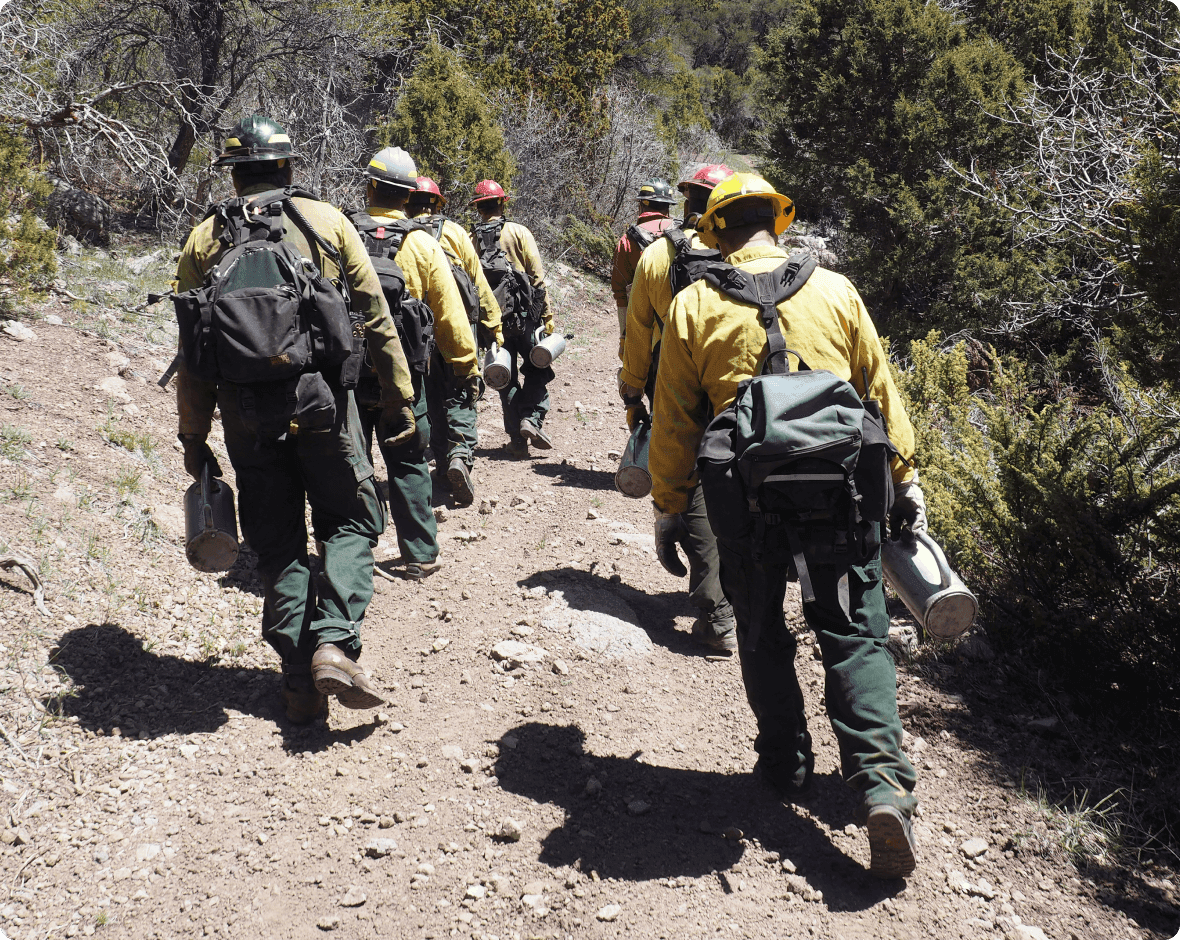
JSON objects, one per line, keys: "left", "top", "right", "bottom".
{"left": 294, "top": 371, "right": 338, "bottom": 433}
{"left": 697, "top": 406, "right": 753, "bottom": 542}
{"left": 173, "top": 288, "right": 218, "bottom": 381}
{"left": 853, "top": 399, "right": 897, "bottom": 523}
{"left": 214, "top": 287, "right": 309, "bottom": 384}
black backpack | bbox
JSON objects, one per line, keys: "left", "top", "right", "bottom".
{"left": 427, "top": 215, "right": 481, "bottom": 333}
{"left": 695, "top": 254, "right": 899, "bottom": 641}
{"left": 171, "top": 187, "right": 362, "bottom": 436}
{"left": 345, "top": 211, "right": 436, "bottom": 375}
{"left": 626, "top": 223, "right": 659, "bottom": 253}
{"left": 474, "top": 220, "right": 537, "bottom": 338}
{"left": 172, "top": 187, "right": 361, "bottom": 389}
{"left": 666, "top": 226, "right": 722, "bottom": 298}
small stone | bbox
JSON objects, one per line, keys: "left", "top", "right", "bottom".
{"left": 340, "top": 886, "right": 366, "bottom": 907}
{"left": 387, "top": 722, "right": 405, "bottom": 733}
{"left": 434, "top": 506, "right": 449, "bottom": 522}
{"left": 441, "top": 744, "right": 464, "bottom": 760}
{"left": 510, "top": 495, "right": 531, "bottom": 508}
{"left": 335, "top": 766, "right": 350, "bottom": 777}
{"left": 44, "top": 314, "right": 63, "bottom": 326}
{"left": 627, "top": 800, "right": 651, "bottom": 816}
{"left": 2, "top": 320, "right": 36, "bottom": 341}
{"left": 585, "top": 777, "right": 602, "bottom": 796}
{"left": 460, "top": 758, "right": 480, "bottom": 774}
{"left": 178, "top": 744, "right": 199, "bottom": 760}
{"left": 432, "top": 637, "right": 452, "bottom": 652}
{"left": 596, "top": 904, "right": 621, "bottom": 922}
{"left": 12, "top": 828, "right": 31, "bottom": 846}
{"left": 490, "top": 640, "right": 547, "bottom": 666}
{"left": 947, "top": 870, "right": 972, "bottom": 894}
{"left": 136, "top": 843, "right": 160, "bottom": 862}
{"left": 0, "top": 830, "right": 15, "bottom": 845}
{"left": 486, "top": 872, "right": 511, "bottom": 894}
{"left": 378, "top": 816, "right": 395, "bottom": 829}
{"left": 365, "top": 838, "right": 398, "bottom": 858}
{"left": 586, "top": 508, "right": 600, "bottom": 520}
{"left": 960, "top": 837, "right": 989, "bottom": 859}
{"left": 968, "top": 878, "right": 998, "bottom": 900}
{"left": 479, "top": 499, "right": 494, "bottom": 515}
{"left": 93, "top": 845, "right": 110, "bottom": 863}
{"left": 497, "top": 818, "right": 524, "bottom": 842}
{"left": 256, "top": 832, "right": 268, "bottom": 845}
{"left": 780, "top": 858, "right": 797, "bottom": 874}
{"left": 721, "top": 826, "right": 744, "bottom": 841}
{"left": 113, "top": 867, "right": 133, "bottom": 881}
{"left": 511, "top": 625, "right": 535, "bottom": 638}
{"left": 465, "top": 884, "right": 487, "bottom": 899}
{"left": 552, "top": 659, "right": 570, "bottom": 676}
{"left": 105, "top": 351, "right": 131, "bottom": 371}
{"left": 1014, "top": 927, "right": 1050, "bottom": 940}
{"left": 316, "top": 916, "right": 341, "bottom": 931}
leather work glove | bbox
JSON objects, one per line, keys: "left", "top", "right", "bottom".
{"left": 654, "top": 506, "right": 691, "bottom": 578}
{"left": 543, "top": 319, "right": 555, "bottom": 336}
{"left": 379, "top": 402, "right": 418, "bottom": 450}
{"left": 178, "top": 433, "right": 221, "bottom": 481}
{"left": 461, "top": 373, "right": 481, "bottom": 407}
{"left": 626, "top": 401, "right": 649, "bottom": 431}
{"left": 889, "top": 478, "right": 929, "bottom": 539}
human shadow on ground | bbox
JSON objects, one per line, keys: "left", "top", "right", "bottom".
{"left": 530, "top": 461, "right": 618, "bottom": 492}
{"left": 48, "top": 623, "right": 377, "bottom": 752}
{"left": 517, "top": 566, "right": 716, "bottom": 659}
{"left": 496, "top": 722, "right": 903, "bottom": 912}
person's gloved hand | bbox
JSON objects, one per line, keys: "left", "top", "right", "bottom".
{"left": 618, "top": 369, "right": 644, "bottom": 404}
{"left": 890, "top": 478, "right": 928, "bottom": 539}
{"left": 462, "top": 373, "right": 481, "bottom": 407}
{"left": 543, "top": 319, "right": 554, "bottom": 336}
{"left": 379, "top": 402, "right": 418, "bottom": 450}
{"left": 654, "top": 506, "right": 690, "bottom": 577}
{"left": 178, "top": 433, "right": 221, "bottom": 481}
{"left": 626, "top": 401, "right": 649, "bottom": 430}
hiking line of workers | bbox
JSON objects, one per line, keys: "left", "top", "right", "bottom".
{"left": 170, "top": 114, "right": 926, "bottom": 883}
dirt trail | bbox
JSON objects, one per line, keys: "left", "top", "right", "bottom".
{"left": 0, "top": 242, "right": 1176, "bottom": 940}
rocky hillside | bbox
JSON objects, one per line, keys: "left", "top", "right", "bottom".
{"left": 0, "top": 238, "right": 1174, "bottom": 940}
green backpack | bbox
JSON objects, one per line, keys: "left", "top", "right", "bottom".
{"left": 695, "top": 253, "right": 899, "bottom": 610}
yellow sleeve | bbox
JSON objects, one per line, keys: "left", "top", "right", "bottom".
{"left": 620, "top": 246, "right": 664, "bottom": 388}
{"left": 846, "top": 283, "right": 916, "bottom": 484}
{"left": 404, "top": 232, "right": 478, "bottom": 379}
{"left": 337, "top": 213, "right": 415, "bottom": 404}
{"left": 449, "top": 220, "right": 503, "bottom": 346}
{"left": 649, "top": 289, "right": 710, "bottom": 515}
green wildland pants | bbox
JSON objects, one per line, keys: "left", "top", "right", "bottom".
{"left": 219, "top": 388, "right": 384, "bottom": 682}
{"left": 499, "top": 333, "right": 552, "bottom": 443}
{"left": 357, "top": 372, "right": 439, "bottom": 565}
{"left": 683, "top": 484, "right": 735, "bottom": 635}
{"left": 426, "top": 350, "right": 478, "bottom": 470}
{"left": 717, "top": 535, "right": 917, "bottom": 814}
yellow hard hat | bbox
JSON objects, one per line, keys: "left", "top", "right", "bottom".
{"left": 696, "top": 173, "right": 795, "bottom": 238}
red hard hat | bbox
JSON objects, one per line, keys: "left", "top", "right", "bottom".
{"left": 472, "top": 179, "right": 508, "bottom": 204}
{"left": 414, "top": 176, "right": 446, "bottom": 206}
{"left": 677, "top": 163, "right": 734, "bottom": 194}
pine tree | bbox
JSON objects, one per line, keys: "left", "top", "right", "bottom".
{"left": 0, "top": 128, "right": 56, "bottom": 305}
{"left": 379, "top": 43, "right": 516, "bottom": 206}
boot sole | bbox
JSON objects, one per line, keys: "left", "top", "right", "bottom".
{"left": 312, "top": 664, "right": 385, "bottom": 709}
{"left": 520, "top": 424, "right": 552, "bottom": 449}
{"left": 447, "top": 464, "right": 475, "bottom": 505}
{"left": 867, "top": 805, "right": 917, "bottom": 878}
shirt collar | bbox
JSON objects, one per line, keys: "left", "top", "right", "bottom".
{"left": 637, "top": 210, "right": 669, "bottom": 223}
{"left": 368, "top": 206, "right": 407, "bottom": 221}
{"left": 726, "top": 243, "right": 788, "bottom": 266}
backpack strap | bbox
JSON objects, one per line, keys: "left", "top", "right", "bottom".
{"left": 431, "top": 216, "right": 446, "bottom": 242}
{"left": 474, "top": 220, "right": 506, "bottom": 262}
{"left": 664, "top": 226, "right": 690, "bottom": 255}
{"left": 701, "top": 252, "right": 817, "bottom": 375}
{"left": 626, "top": 223, "right": 657, "bottom": 251}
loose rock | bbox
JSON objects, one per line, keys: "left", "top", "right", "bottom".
{"left": 960, "top": 837, "right": 989, "bottom": 859}
{"left": 364, "top": 839, "right": 398, "bottom": 858}
{"left": 596, "top": 904, "right": 621, "bottom": 922}
{"left": 317, "top": 916, "right": 341, "bottom": 931}
{"left": 497, "top": 818, "right": 524, "bottom": 842}
{"left": 490, "top": 640, "right": 547, "bottom": 666}
{"left": 339, "top": 886, "right": 366, "bottom": 907}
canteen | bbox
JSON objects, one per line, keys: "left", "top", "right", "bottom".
{"left": 615, "top": 416, "right": 652, "bottom": 498}
{"left": 184, "top": 462, "right": 240, "bottom": 573}
{"left": 529, "top": 328, "right": 567, "bottom": 369}
{"left": 482, "top": 342, "right": 512, "bottom": 391}
{"left": 881, "top": 529, "right": 977, "bottom": 641}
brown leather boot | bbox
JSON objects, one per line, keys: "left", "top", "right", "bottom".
{"left": 280, "top": 678, "right": 327, "bottom": 724}
{"left": 311, "top": 643, "right": 385, "bottom": 709}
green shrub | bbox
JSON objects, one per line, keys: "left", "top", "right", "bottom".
{"left": 898, "top": 332, "right": 1180, "bottom": 710}
{"left": 552, "top": 215, "right": 616, "bottom": 279}
{"left": 379, "top": 41, "right": 515, "bottom": 206}
{"left": 0, "top": 127, "right": 56, "bottom": 301}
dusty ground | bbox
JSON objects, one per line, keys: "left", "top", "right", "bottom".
{"left": 1, "top": 238, "right": 1178, "bottom": 940}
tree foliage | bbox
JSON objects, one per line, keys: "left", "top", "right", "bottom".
{"left": 379, "top": 43, "right": 515, "bottom": 207}
{"left": 0, "top": 128, "right": 56, "bottom": 298}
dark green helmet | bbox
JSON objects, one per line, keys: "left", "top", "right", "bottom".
{"left": 214, "top": 115, "right": 300, "bottom": 167}
{"left": 637, "top": 178, "right": 676, "bottom": 206}
{"left": 366, "top": 147, "right": 418, "bottom": 190}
